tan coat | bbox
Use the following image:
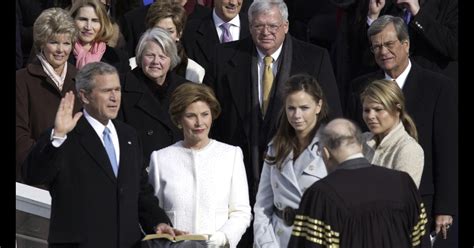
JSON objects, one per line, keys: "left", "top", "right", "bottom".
{"left": 363, "top": 122, "right": 424, "bottom": 187}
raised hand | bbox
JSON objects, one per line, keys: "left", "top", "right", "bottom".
{"left": 368, "top": 0, "right": 386, "bottom": 20}
{"left": 54, "top": 91, "right": 82, "bottom": 137}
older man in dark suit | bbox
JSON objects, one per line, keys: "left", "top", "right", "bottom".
{"left": 182, "top": 0, "right": 250, "bottom": 72}
{"left": 22, "top": 62, "right": 181, "bottom": 248}
{"left": 204, "top": 0, "right": 341, "bottom": 207}
{"left": 346, "top": 15, "right": 457, "bottom": 247}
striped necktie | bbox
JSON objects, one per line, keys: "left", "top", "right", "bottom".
{"left": 262, "top": 56, "right": 274, "bottom": 115}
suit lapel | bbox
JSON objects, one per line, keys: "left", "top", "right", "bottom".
{"left": 196, "top": 16, "right": 220, "bottom": 63}
{"left": 403, "top": 62, "right": 423, "bottom": 115}
{"left": 76, "top": 117, "right": 117, "bottom": 182}
{"left": 226, "top": 39, "right": 254, "bottom": 137}
{"left": 114, "top": 121, "right": 135, "bottom": 180}
{"left": 280, "top": 155, "right": 302, "bottom": 195}
{"left": 264, "top": 35, "right": 293, "bottom": 125}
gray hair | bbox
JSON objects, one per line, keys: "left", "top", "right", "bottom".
{"left": 319, "top": 119, "right": 363, "bottom": 151}
{"left": 248, "top": 0, "right": 288, "bottom": 24}
{"left": 33, "top": 8, "right": 78, "bottom": 54}
{"left": 368, "top": 15, "right": 409, "bottom": 43}
{"left": 135, "top": 27, "right": 181, "bottom": 70}
{"left": 75, "top": 62, "right": 118, "bottom": 93}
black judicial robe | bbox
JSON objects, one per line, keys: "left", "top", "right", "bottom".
{"left": 288, "top": 158, "right": 429, "bottom": 248}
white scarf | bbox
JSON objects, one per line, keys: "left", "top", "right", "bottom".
{"left": 36, "top": 53, "right": 67, "bottom": 91}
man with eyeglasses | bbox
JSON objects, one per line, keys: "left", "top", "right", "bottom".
{"left": 288, "top": 118, "right": 429, "bottom": 248}
{"left": 346, "top": 15, "right": 457, "bottom": 248}
{"left": 203, "top": 0, "right": 341, "bottom": 246}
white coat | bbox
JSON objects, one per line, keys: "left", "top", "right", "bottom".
{"left": 148, "top": 139, "right": 252, "bottom": 248}
{"left": 253, "top": 134, "right": 327, "bottom": 248}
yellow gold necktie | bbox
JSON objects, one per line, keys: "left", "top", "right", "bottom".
{"left": 262, "top": 56, "right": 274, "bottom": 115}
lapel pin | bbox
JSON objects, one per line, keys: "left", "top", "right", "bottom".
{"left": 128, "top": 141, "right": 132, "bottom": 145}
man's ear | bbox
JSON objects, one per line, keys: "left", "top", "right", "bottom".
{"left": 78, "top": 89, "right": 89, "bottom": 104}
{"left": 323, "top": 147, "right": 331, "bottom": 161}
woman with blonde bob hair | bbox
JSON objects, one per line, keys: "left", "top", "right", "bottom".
{"left": 360, "top": 79, "right": 424, "bottom": 187}
{"left": 16, "top": 8, "right": 80, "bottom": 182}
{"left": 148, "top": 82, "right": 252, "bottom": 248}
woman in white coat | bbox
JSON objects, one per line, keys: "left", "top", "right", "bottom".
{"left": 148, "top": 83, "right": 251, "bottom": 248}
{"left": 253, "top": 74, "right": 330, "bottom": 248}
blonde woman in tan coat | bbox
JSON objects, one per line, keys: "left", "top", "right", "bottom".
{"left": 360, "top": 79, "right": 424, "bottom": 187}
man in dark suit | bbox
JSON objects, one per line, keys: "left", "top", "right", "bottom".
{"left": 288, "top": 118, "right": 429, "bottom": 248}
{"left": 22, "top": 62, "right": 182, "bottom": 248}
{"left": 182, "top": 0, "right": 250, "bottom": 72}
{"left": 204, "top": 0, "right": 342, "bottom": 206}
{"left": 346, "top": 15, "right": 457, "bottom": 247}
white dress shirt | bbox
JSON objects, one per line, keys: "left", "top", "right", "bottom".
{"left": 385, "top": 59, "right": 412, "bottom": 89}
{"left": 213, "top": 10, "right": 241, "bottom": 43}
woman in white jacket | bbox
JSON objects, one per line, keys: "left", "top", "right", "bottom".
{"left": 149, "top": 83, "right": 251, "bottom": 248}
{"left": 253, "top": 74, "right": 330, "bottom": 248}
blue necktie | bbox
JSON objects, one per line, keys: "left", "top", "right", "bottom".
{"left": 103, "top": 127, "right": 118, "bottom": 177}
{"left": 220, "top": 22, "right": 233, "bottom": 43}
{"left": 403, "top": 10, "right": 412, "bottom": 24}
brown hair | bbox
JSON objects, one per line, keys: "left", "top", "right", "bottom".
{"left": 146, "top": 1, "right": 187, "bottom": 36}
{"left": 360, "top": 79, "right": 418, "bottom": 141}
{"left": 169, "top": 83, "right": 221, "bottom": 127}
{"left": 69, "top": 0, "right": 115, "bottom": 43}
{"left": 145, "top": 1, "right": 189, "bottom": 78}
{"left": 266, "top": 74, "right": 329, "bottom": 169}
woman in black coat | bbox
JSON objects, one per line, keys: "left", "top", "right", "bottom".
{"left": 118, "top": 27, "right": 188, "bottom": 166}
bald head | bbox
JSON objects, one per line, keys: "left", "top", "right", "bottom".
{"left": 319, "top": 118, "right": 363, "bottom": 165}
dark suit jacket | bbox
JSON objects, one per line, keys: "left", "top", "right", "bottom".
{"left": 22, "top": 117, "right": 170, "bottom": 248}
{"left": 119, "top": 4, "right": 150, "bottom": 58}
{"left": 204, "top": 35, "right": 342, "bottom": 203}
{"left": 182, "top": 11, "right": 250, "bottom": 72}
{"left": 118, "top": 68, "right": 186, "bottom": 166}
{"left": 68, "top": 45, "right": 131, "bottom": 75}
{"left": 345, "top": 61, "right": 458, "bottom": 218}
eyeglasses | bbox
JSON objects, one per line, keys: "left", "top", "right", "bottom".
{"left": 251, "top": 23, "right": 284, "bottom": 33}
{"left": 370, "top": 40, "right": 400, "bottom": 53}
